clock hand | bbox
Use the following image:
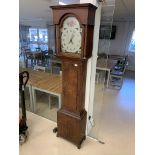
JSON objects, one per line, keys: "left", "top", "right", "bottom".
{"left": 69, "top": 34, "right": 74, "bottom": 44}
{"left": 68, "top": 34, "right": 72, "bottom": 44}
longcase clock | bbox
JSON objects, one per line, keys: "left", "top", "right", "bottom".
{"left": 51, "top": 3, "right": 97, "bottom": 149}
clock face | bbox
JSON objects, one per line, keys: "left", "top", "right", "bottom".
{"left": 60, "top": 17, "right": 82, "bottom": 53}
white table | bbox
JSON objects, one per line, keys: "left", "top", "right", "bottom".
{"left": 96, "top": 66, "right": 111, "bottom": 88}
{"left": 26, "top": 84, "right": 33, "bottom": 111}
{"left": 20, "top": 68, "right": 62, "bottom": 113}
{"left": 96, "top": 59, "right": 114, "bottom": 88}
{"left": 32, "top": 86, "right": 62, "bottom": 113}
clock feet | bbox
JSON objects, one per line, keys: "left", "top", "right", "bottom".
{"left": 77, "top": 136, "right": 86, "bottom": 149}
{"left": 77, "top": 144, "right": 81, "bottom": 149}
{"left": 53, "top": 127, "right": 58, "bottom": 133}
{"left": 53, "top": 127, "right": 60, "bottom": 137}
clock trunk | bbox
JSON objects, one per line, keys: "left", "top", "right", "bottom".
{"left": 57, "top": 59, "right": 87, "bottom": 148}
{"left": 62, "top": 60, "right": 87, "bottom": 114}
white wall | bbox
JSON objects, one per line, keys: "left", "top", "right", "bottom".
{"left": 98, "top": 21, "right": 135, "bottom": 55}
{"left": 98, "top": 21, "right": 135, "bottom": 70}
{"left": 85, "top": 4, "right": 102, "bottom": 135}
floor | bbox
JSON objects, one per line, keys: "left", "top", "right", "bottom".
{"left": 89, "top": 71, "right": 135, "bottom": 155}
{"left": 19, "top": 111, "right": 119, "bottom": 155}
{"left": 20, "top": 57, "right": 135, "bottom": 155}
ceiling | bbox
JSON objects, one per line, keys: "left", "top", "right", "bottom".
{"left": 19, "top": 0, "right": 135, "bottom": 26}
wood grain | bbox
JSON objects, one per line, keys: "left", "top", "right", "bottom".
{"left": 19, "top": 68, "right": 62, "bottom": 94}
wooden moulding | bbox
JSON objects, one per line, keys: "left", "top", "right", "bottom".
{"left": 50, "top": 3, "right": 97, "bottom": 26}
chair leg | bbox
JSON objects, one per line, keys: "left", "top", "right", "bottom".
{"left": 107, "top": 70, "right": 110, "bottom": 88}
{"left": 32, "top": 88, "right": 36, "bottom": 113}
{"left": 95, "top": 73, "right": 99, "bottom": 84}
{"left": 25, "top": 59, "right": 28, "bottom": 68}
{"left": 120, "top": 77, "right": 123, "bottom": 88}
{"left": 58, "top": 94, "right": 61, "bottom": 109}
{"left": 49, "top": 95, "right": 51, "bottom": 109}
{"left": 110, "top": 75, "right": 123, "bottom": 89}
{"left": 28, "top": 85, "right": 33, "bottom": 112}
{"left": 34, "top": 58, "right": 37, "bottom": 65}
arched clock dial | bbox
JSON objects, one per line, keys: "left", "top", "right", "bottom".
{"left": 60, "top": 17, "right": 82, "bottom": 53}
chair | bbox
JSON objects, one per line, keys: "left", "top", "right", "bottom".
{"left": 24, "top": 50, "right": 34, "bottom": 68}
{"left": 109, "top": 56, "right": 128, "bottom": 89}
{"left": 41, "top": 50, "right": 53, "bottom": 67}
{"left": 34, "top": 65, "right": 45, "bottom": 72}
{"left": 33, "top": 52, "right": 43, "bottom": 66}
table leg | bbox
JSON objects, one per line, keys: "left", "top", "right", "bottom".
{"left": 31, "top": 59, "right": 33, "bottom": 67}
{"left": 58, "top": 94, "right": 61, "bottom": 109}
{"left": 51, "top": 64, "right": 53, "bottom": 73}
{"left": 28, "top": 85, "right": 33, "bottom": 112}
{"left": 25, "top": 59, "right": 28, "bottom": 68}
{"left": 49, "top": 95, "right": 51, "bottom": 109}
{"left": 107, "top": 70, "right": 110, "bottom": 88}
{"left": 32, "top": 88, "right": 36, "bottom": 113}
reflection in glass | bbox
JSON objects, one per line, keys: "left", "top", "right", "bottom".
{"left": 28, "top": 28, "right": 48, "bottom": 51}
{"left": 128, "top": 30, "right": 135, "bottom": 52}
{"left": 40, "top": 44, "right": 48, "bottom": 51}
{"left": 29, "top": 43, "right": 38, "bottom": 52}
{"left": 89, "top": 0, "right": 116, "bottom": 141}
{"left": 29, "top": 28, "right": 38, "bottom": 42}
{"left": 39, "top": 29, "right": 48, "bottom": 43}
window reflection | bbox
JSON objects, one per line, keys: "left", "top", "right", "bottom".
{"left": 29, "top": 28, "right": 38, "bottom": 42}
{"left": 128, "top": 30, "right": 135, "bottom": 52}
{"left": 29, "top": 28, "right": 48, "bottom": 51}
{"left": 39, "top": 29, "right": 48, "bottom": 43}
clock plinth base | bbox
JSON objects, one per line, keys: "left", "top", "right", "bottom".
{"left": 57, "top": 109, "right": 87, "bottom": 149}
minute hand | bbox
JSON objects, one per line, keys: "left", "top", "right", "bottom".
{"left": 69, "top": 34, "right": 74, "bottom": 44}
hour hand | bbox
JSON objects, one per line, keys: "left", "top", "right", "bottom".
{"left": 69, "top": 34, "right": 74, "bottom": 44}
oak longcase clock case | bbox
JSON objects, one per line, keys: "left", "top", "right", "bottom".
{"left": 51, "top": 3, "right": 97, "bottom": 149}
